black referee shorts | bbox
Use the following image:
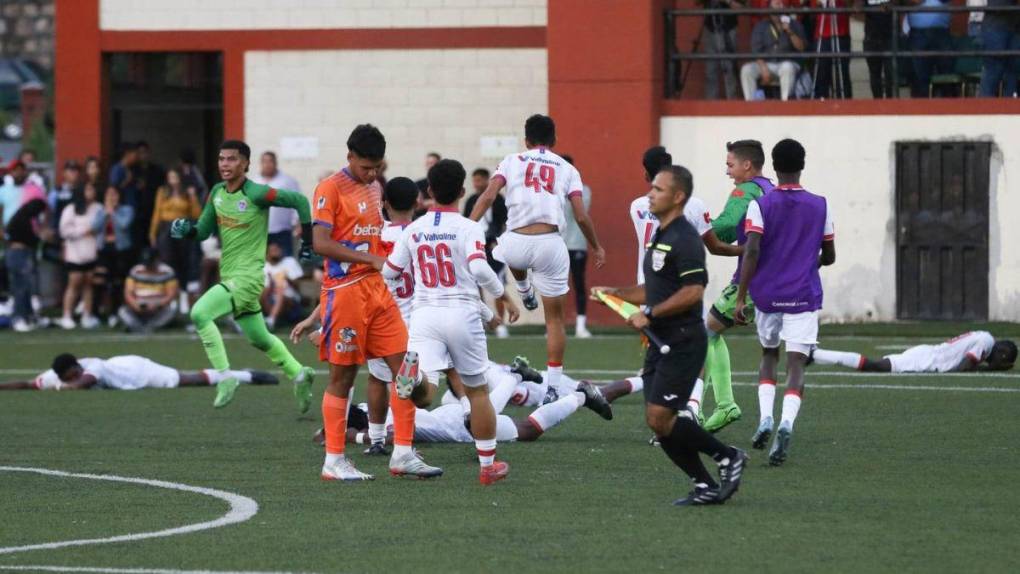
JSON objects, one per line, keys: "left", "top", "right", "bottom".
{"left": 641, "top": 323, "right": 708, "bottom": 411}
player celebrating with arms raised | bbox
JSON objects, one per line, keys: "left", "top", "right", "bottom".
{"left": 312, "top": 125, "right": 440, "bottom": 481}
{"left": 734, "top": 139, "right": 835, "bottom": 466}
{"left": 170, "top": 140, "right": 315, "bottom": 410}
{"left": 469, "top": 115, "right": 604, "bottom": 398}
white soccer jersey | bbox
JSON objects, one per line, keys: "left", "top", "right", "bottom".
{"left": 387, "top": 207, "right": 489, "bottom": 309}
{"left": 629, "top": 195, "right": 713, "bottom": 283}
{"left": 495, "top": 147, "right": 583, "bottom": 231}
{"left": 34, "top": 356, "right": 179, "bottom": 390}
{"left": 887, "top": 331, "right": 996, "bottom": 373}
{"left": 380, "top": 221, "right": 414, "bottom": 323}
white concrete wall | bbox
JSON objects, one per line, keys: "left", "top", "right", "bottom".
{"left": 661, "top": 115, "right": 1020, "bottom": 322}
{"left": 100, "top": 0, "right": 546, "bottom": 30}
{"left": 245, "top": 47, "right": 547, "bottom": 198}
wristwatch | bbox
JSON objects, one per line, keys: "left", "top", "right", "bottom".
{"left": 643, "top": 306, "right": 655, "bottom": 320}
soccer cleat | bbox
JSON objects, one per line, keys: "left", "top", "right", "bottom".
{"left": 364, "top": 442, "right": 390, "bottom": 456}
{"left": 751, "top": 416, "right": 774, "bottom": 450}
{"left": 542, "top": 385, "right": 560, "bottom": 405}
{"left": 518, "top": 286, "right": 539, "bottom": 311}
{"left": 292, "top": 366, "right": 315, "bottom": 414}
{"left": 509, "top": 355, "right": 543, "bottom": 383}
{"left": 321, "top": 457, "right": 374, "bottom": 481}
{"left": 768, "top": 425, "right": 792, "bottom": 466}
{"left": 805, "top": 347, "right": 816, "bottom": 367}
{"left": 479, "top": 461, "right": 510, "bottom": 485}
{"left": 704, "top": 403, "right": 742, "bottom": 433}
{"left": 248, "top": 370, "right": 280, "bottom": 385}
{"left": 213, "top": 378, "right": 239, "bottom": 408}
{"left": 577, "top": 380, "right": 613, "bottom": 420}
{"left": 394, "top": 351, "right": 421, "bottom": 400}
{"left": 389, "top": 450, "right": 443, "bottom": 479}
{"left": 717, "top": 448, "right": 749, "bottom": 502}
{"left": 672, "top": 483, "right": 722, "bottom": 506}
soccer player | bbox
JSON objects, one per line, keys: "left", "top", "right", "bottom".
{"left": 311, "top": 125, "right": 440, "bottom": 481}
{"left": 1, "top": 353, "right": 277, "bottom": 391}
{"left": 468, "top": 115, "right": 605, "bottom": 399}
{"left": 594, "top": 165, "right": 748, "bottom": 507}
{"left": 810, "top": 332, "right": 1016, "bottom": 373}
{"left": 170, "top": 140, "right": 316, "bottom": 410}
{"left": 734, "top": 139, "right": 835, "bottom": 466}
{"left": 384, "top": 159, "right": 519, "bottom": 485}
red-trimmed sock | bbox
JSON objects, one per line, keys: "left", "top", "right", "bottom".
{"left": 758, "top": 379, "right": 776, "bottom": 422}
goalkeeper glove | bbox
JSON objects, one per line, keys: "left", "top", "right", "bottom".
{"left": 170, "top": 218, "right": 195, "bottom": 239}
{"left": 298, "top": 223, "right": 317, "bottom": 263}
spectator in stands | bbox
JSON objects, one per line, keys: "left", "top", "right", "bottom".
{"left": 463, "top": 168, "right": 509, "bottom": 338}
{"left": 414, "top": 152, "right": 441, "bottom": 217}
{"left": 2, "top": 190, "right": 52, "bottom": 332}
{"left": 261, "top": 242, "right": 304, "bottom": 331}
{"left": 251, "top": 151, "right": 302, "bottom": 257}
{"left": 0, "top": 160, "right": 46, "bottom": 227}
{"left": 109, "top": 142, "right": 140, "bottom": 212}
{"left": 861, "top": 0, "right": 898, "bottom": 98}
{"left": 49, "top": 161, "right": 81, "bottom": 231}
{"left": 178, "top": 147, "right": 207, "bottom": 201}
{"left": 702, "top": 0, "right": 742, "bottom": 99}
{"left": 812, "top": 0, "right": 853, "bottom": 98}
{"left": 150, "top": 168, "right": 201, "bottom": 287}
{"left": 131, "top": 141, "right": 165, "bottom": 256}
{"left": 979, "top": 0, "right": 1020, "bottom": 96}
{"left": 93, "top": 186, "right": 134, "bottom": 326}
{"left": 119, "top": 249, "right": 179, "bottom": 333}
{"left": 3, "top": 150, "right": 45, "bottom": 189}
{"left": 560, "top": 155, "right": 593, "bottom": 339}
{"left": 741, "top": 0, "right": 808, "bottom": 100}
{"left": 907, "top": 0, "right": 953, "bottom": 97}
{"left": 84, "top": 156, "right": 103, "bottom": 189}
{"left": 59, "top": 183, "right": 102, "bottom": 330}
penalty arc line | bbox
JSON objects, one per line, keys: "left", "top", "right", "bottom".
{"left": 0, "top": 467, "right": 258, "bottom": 556}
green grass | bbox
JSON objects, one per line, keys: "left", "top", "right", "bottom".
{"left": 1, "top": 324, "right": 1019, "bottom": 573}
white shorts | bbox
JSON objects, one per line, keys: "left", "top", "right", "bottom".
{"left": 886, "top": 345, "right": 938, "bottom": 373}
{"left": 366, "top": 358, "right": 393, "bottom": 383}
{"left": 408, "top": 306, "right": 489, "bottom": 386}
{"left": 410, "top": 405, "right": 519, "bottom": 443}
{"left": 756, "top": 311, "right": 819, "bottom": 355}
{"left": 492, "top": 231, "right": 569, "bottom": 298}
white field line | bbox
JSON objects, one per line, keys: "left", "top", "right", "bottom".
{"left": 0, "top": 567, "right": 305, "bottom": 574}
{"left": 0, "top": 468, "right": 258, "bottom": 555}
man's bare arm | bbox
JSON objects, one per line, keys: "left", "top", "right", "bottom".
{"left": 468, "top": 177, "right": 506, "bottom": 222}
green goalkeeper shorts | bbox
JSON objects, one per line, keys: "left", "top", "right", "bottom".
{"left": 710, "top": 283, "right": 756, "bottom": 328}
{"left": 220, "top": 275, "right": 264, "bottom": 317}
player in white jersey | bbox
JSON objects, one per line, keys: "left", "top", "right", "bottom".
{"left": 384, "top": 159, "right": 519, "bottom": 485}
{"left": 810, "top": 332, "right": 1016, "bottom": 373}
{"left": 0, "top": 353, "right": 277, "bottom": 391}
{"left": 468, "top": 115, "right": 605, "bottom": 398}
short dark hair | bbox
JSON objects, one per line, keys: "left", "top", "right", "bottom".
{"left": 472, "top": 168, "right": 490, "bottom": 179}
{"left": 384, "top": 177, "right": 420, "bottom": 211}
{"left": 51, "top": 353, "right": 80, "bottom": 380}
{"left": 727, "top": 139, "right": 765, "bottom": 170}
{"left": 220, "top": 140, "right": 251, "bottom": 161}
{"left": 349, "top": 404, "right": 369, "bottom": 431}
{"left": 659, "top": 165, "right": 694, "bottom": 198}
{"left": 561, "top": 154, "right": 575, "bottom": 166}
{"left": 772, "top": 139, "right": 806, "bottom": 174}
{"left": 989, "top": 340, "right": 1018, "bottom": 370}
{"left": 347, "top": 124, "right": 386, "bottom": 160}
{"left": 426, "top": 152, "right": 441, "bottom": 161}
{"left": 179, "top": 147, "right": 197, "bottom": 164}
{"left": 524, "top": 114, "right": 556, "bottom": 147}
{"left": 643, "top": 146, "right": 673, "bottom": 181}
{"left": 137, "top": 140, "right": 150, "bottom": 150}
{"left": 428, "top": 159, "right": 467, "bottom": 206}
{"left": 118, "top": 142, "right": 137, "bottom": 159}
{"left": 262, "top": 151, "right": 277, "bottom": 162}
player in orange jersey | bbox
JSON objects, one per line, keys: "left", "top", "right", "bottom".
{"left": 311, "top": 124, "right": 442, "bottom": 481}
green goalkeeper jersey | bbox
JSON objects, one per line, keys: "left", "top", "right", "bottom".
{"left": 194, "top": 179, "right": 311, "bottom": 294}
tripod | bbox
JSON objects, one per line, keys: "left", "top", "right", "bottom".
{"left": 811, "top": 0, "right": 850, "bottom": 98}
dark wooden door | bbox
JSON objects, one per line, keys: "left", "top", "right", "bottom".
{"left": 896, "top": 142, "right": 990, "bottom": 320}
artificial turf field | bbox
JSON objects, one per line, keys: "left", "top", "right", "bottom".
{"left": 2, "top": 322, "right": 1019, "bottom": 574}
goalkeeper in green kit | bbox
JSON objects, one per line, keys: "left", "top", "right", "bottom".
{"left": 171, "top": 140, "right": 316, "bottom": 410}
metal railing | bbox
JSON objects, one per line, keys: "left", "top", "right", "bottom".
{"left": 665, "top": 4, "right": 1020, "bottom": 98}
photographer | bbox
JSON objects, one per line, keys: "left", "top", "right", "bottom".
{"left": 741, "top": 0, "right": 808, "bottom": 100}
{"left": 702, "top": 0, "right": 743, "bottom": 99}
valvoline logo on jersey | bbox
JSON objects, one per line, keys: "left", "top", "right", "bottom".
{"left": 353, "top": 223, "right": 382, "bottom": 236}
{"left": 411, "top": 232, "right": 457, "bottom": 242}
{"left": 636, "top": 210, "right": 658, "bottom": 221}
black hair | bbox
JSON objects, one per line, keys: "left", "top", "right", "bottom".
{"left": 989, "top": 340, "right": 1018, "bottom": 370}
{"left": 659, "top": 165, "right": 694, "bottom": 197}
{"left": 220, "top": 140, "right": 251, "bottom": 161}
{"left": 642, "top": 146, "right": 673, "bottom": 181}
{"left": 348, "top": 404, "right": 369, "bottom": 431}
{"left": 179, "top": 147, "right": 197, "bottom": 164}
{"left": 118, "top": 142, "right": 136, "bottom": 160}
{"left": 262, "top": 151, "right": 277, "bottom": 162}
{"left": 426, "top": 152, "right": 441, "bottom": 161}
{"left": 140, "top": 247, "right": 159, "bottom": 266}
{"left": 347, "top": 124, "right": 386, "bottom": 160}
{"left": 472, "top": 168, "right": 490, "bottom": 179}
{"left": 384, "top": 177, "right": 420, "bottom": 212}
{"left": 72, "top": 183, "right": 97, "bottom": 215}
{"left": 772, "top": 138, "right": 806, "bottom": 174}
{"left": 427, "top": 159, "right": 467, "bottom": 206}
{"left": 137, "top": 141, "right": 150, "bottom": 150}
{"left": 524, "top": 114, "right": 556, "bottom": 147}
{"left": 51, "top": 353, "right": 80, "bottom": 380}
{"left": 561, "top": 154, "right": 575, "bottom": 166}
{"left": 727, "top": 139, "right": 766, "bottom": 170}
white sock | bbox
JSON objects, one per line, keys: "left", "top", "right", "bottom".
{"left": 488, "top": 374, "right": 518, "bottom": 414}
{"left": 368, "top": 423, "right": 386, "bottom": 445}
{"left": 202, "top": 369, "right": 224, "bottom": 384}
{"left": 324, "top": 453, "right": 345, "bottom": 466}
{"left": 515, "top": 278, "right": 532, "bottom": 294}
{"left": 687, "top": 377, "right": 704, "bottom": 416}
{"left": 393, "top": 444, "right": 412, "bottom": 458}
{"left": 576, "top": 315, "right": 587, "bottom": 330}
{"left": 625, "top": 376, "right": 644, "bottom": 394}
{"left": 528, "top": 392, "right": 583, "bottom": 432}
{"left": 230, "top": 370, "right": 252, "bottom": 383}
{"left": 812, "top": 349, "right": 863, "bottom": 369}
{"left": 512, "top": 381, "right": 546, "bottom": 407}
{"left": 476, "top": 438, "right": 497, "bottom": 466}
{"left": 545, "top": 364, "right": 563, "bottom": 395}
{"left": 781, "top": 392, "right": 802, "bottom": 429}
{"left": 758, "top": 380, "right": 776, "bottom": 423}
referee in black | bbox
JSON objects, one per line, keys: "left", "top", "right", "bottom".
{"left": 594, "top": 165, "right": 748, "bottom": 506}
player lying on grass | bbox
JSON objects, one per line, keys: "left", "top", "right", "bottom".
{"left": 810, "top": 331, "right": 1017, "bottom": 373}
{"left": 0, "top": 353, "right": 278, "bottom": 391}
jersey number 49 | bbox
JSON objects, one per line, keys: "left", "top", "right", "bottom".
{"left": 524, "top": 162, "right": 556, "bottom": 195}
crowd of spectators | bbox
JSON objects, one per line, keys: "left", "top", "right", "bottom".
{"left": 698, "top": 0, "right": 1020, "bottom": 100}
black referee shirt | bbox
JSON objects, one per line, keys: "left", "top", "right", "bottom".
{"left": 643, "top": 214, "right": 708, "bottom": 332}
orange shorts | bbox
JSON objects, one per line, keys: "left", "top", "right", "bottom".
{"left": 319, "top": 274, "right": 408, "bottom": 366}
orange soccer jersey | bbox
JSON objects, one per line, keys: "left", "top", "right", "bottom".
{"left": 312, "top": 168, "right": 387, "bottom": 290}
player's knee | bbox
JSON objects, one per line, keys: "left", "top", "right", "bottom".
{"left": 762, "top": 346, "right": 780, "bottom": 358}
{"left": 189, "top": 306, "right": 208, "bottom": 327}
{"left": 645, "top": 408, "right": 673, "bottom": 436}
